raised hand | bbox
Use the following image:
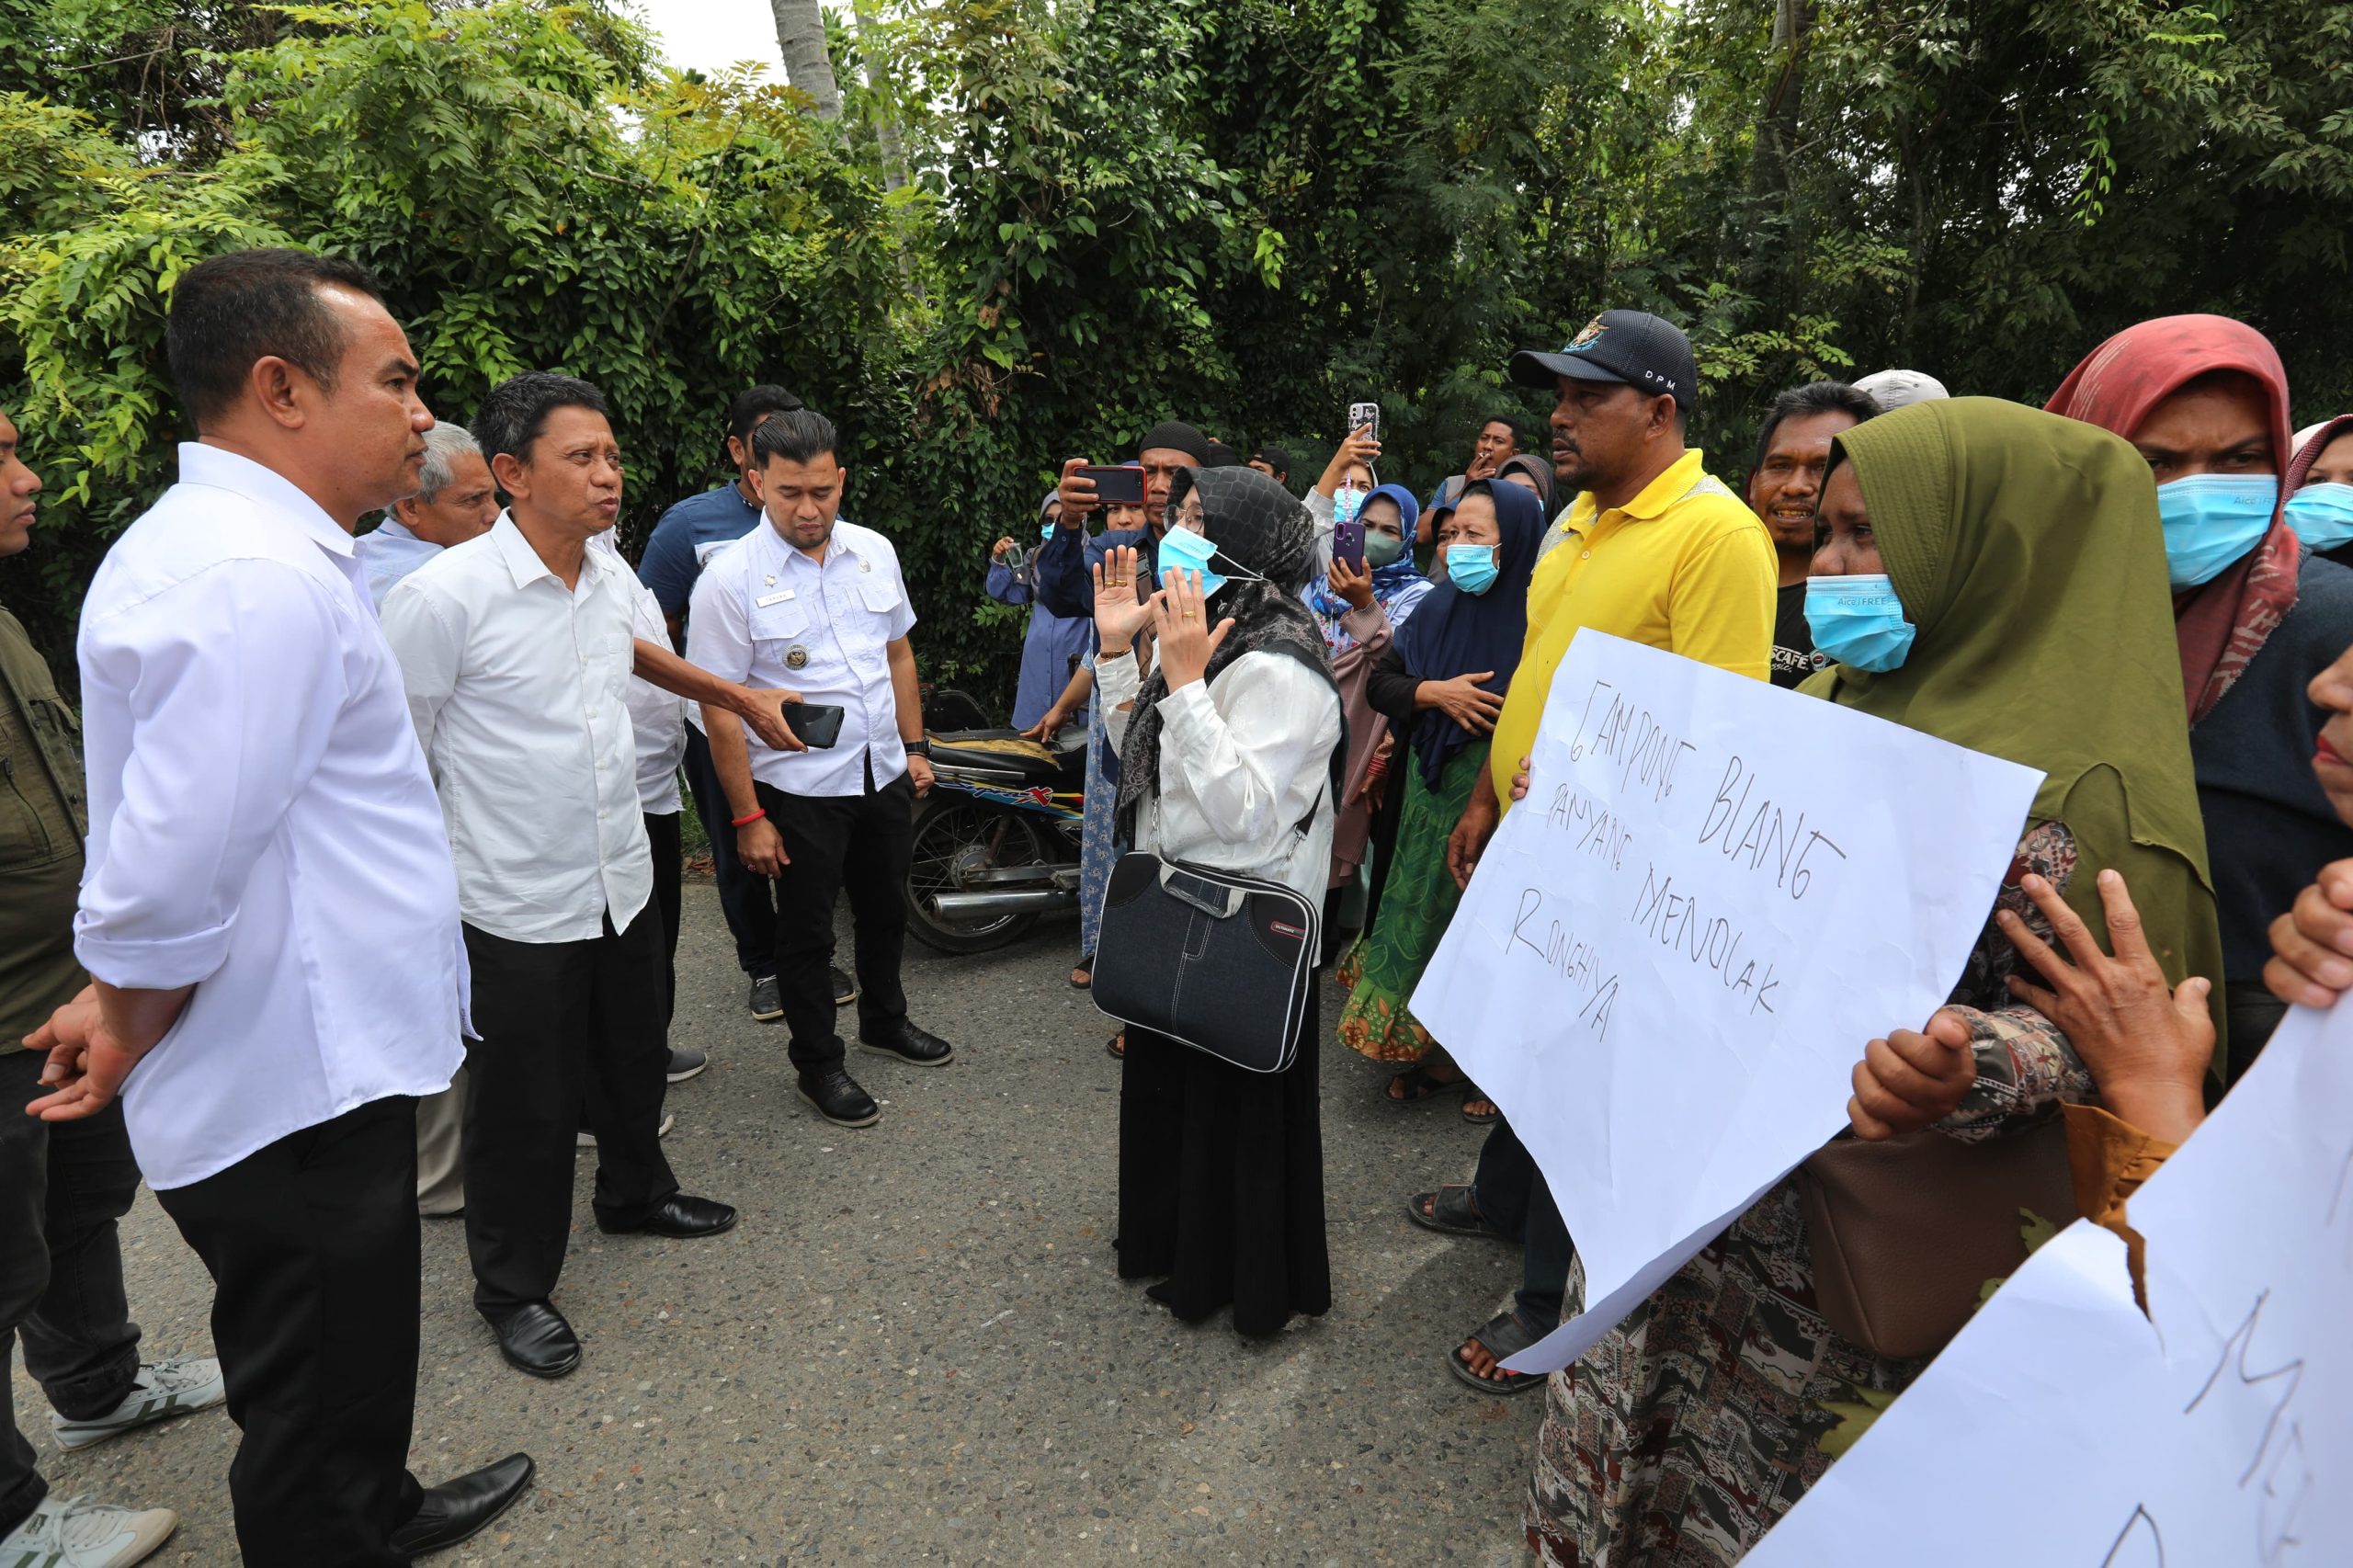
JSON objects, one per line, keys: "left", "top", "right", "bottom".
{"left": 1153, "top": 568, "right": 1233, "bottom": 688}
{"left": 1093, "top": 545, "right": 1154, "bottom": 646}
{"left": 1056, "top": 457, "right": 1100, "bottom": 520}
{"left": 1326, "top": 551, "right": 1377, "bottom": 611}
{"left": 2000, "top": 868, "right": 2211, "bottom": 1142}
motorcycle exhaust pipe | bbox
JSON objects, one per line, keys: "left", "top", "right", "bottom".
{"left": 931, "top": 889, "right": 1079, "bottom": 917}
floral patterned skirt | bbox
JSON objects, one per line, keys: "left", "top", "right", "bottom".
{"left": 1335, "top": 741, "right": 1486, "bottom": 1064}
{"left": 1523, "top": 1177, "right": 1922, "bottom": 1566}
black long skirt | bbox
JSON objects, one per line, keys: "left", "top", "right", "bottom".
{"left": 1114, "top": 988, "right": 1331, "bottom": 1336}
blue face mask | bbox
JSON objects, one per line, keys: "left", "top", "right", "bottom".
{"left": 1156, "top": 524, "right": 1261, "bottom": 598}
{"left": 1334, "top": 485, "right": 1365, "bottom": 528}
{"left": 2157, "top": 475, "right": 2279, "bottom": 588}
{"left": 1804, "top": 574, "right": 1916, "bottom": 673}
{"left": 2286, "top": 483, "right": 2353, "bottom": 552}
{"left": 1039, "top": 520, "right": 1056, "bottom": 540}
{"left": 1447, "top": 544, "right": 1499, "bottom": 595}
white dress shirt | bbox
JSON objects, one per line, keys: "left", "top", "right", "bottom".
{"left": 686, "top": 517, "right": 917, "bottom": 797}
{"left": 353, "top": 517, "right": 443, "bottom": 608}
{"left": 590, "top": 528, "right": 686, "bottom": 814}
{"left": 1097, "top": 645, "right": 1341, "bottom": 906}
{"left": 74, "top": 444, "right": 468, "bottom": 1190}
{"left": 381, "top": 514, "right": 653, "bottom": 943}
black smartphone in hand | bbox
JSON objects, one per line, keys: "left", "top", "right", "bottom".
{"left": 1078, "top": 465, "right": 1146, "bottom": 506}
{"left": 784, "top": 703, "right": 847, "bottom": 749}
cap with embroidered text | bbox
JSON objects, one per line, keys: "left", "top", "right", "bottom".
{"left": 1509, "top": 310, "right": 1699, "bottom": 411}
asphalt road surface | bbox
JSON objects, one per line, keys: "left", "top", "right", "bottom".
{"left": 13, "top": 885, "right": 1542, "bottom": 1565}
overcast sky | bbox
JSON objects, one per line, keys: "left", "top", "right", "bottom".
{"left": 628, "top": 0, "right": 787, "bottom": 82}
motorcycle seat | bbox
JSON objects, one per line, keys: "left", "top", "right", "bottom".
{"left": 926, "top": 728, "right": 1087, "bottom": 787}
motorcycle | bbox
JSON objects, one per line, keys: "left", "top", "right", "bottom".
{"left": 903, "top": 688, "right": 1091, "bottom": 954}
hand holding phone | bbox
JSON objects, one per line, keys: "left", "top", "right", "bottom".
{"left": 784, "top": 703, "right": 847, "bottom": 749}
{"left": 1076, "top": 465, "right": 1146, "bottom": 506}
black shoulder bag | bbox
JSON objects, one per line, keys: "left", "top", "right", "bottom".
{"left": 1091, "top": 654, "right": 1344, "bottom": 1075}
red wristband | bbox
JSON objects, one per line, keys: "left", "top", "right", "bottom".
{"left": 731, "top": 809, "right": 767, "bottom": 829}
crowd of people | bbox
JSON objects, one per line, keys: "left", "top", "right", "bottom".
{"left": 3, "top": 241, "right": 2352, "bottom": 1566}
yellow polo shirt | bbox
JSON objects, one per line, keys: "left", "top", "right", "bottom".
{"left": 1490, "top": 447, "right": 1776, "bottom": 808}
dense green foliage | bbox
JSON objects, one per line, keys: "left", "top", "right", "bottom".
{"left": 4, "top": 0, "right": 2349, "bottom": 699}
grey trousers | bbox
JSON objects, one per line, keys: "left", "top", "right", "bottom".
{"left": 414, "top": 1068, "right": 467, "bottom": 1217}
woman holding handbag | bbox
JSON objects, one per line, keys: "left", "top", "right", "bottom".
{"left": 1520, "top": 398, "right": 2225, "bottom": 1566}
{"left": 1089, "top": 465, "right": 1343, "bottom": 1337}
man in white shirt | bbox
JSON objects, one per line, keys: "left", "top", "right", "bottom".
{"left": 689, "top": 408, "right": 955, "bottom": 1129}
{"left": 354, "top": 420, "right": 499, "bottom": 608}
{"left": 381, "top": 372, "right": 745, "bottom": 1382}
{"left": 26, "top": 248, "right": 531, "bottom": 1565}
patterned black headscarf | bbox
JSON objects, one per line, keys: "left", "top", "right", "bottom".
{"left": 1116, "top": 466, "right": 1335, "bottom": 820}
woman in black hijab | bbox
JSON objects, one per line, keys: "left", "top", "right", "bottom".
{"left": 1090, "top": 466, "right": 1342, "bottom": 1335}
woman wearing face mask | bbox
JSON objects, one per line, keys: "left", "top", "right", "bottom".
{"left": 989, "top": 490, "right": 1100, "bottom": 733}
{"left": 1305, "top": 483, "right": 1435, "bottom": 945}
{"left": 2048, "top": 315, "right": 2353, "bottom": 1079}
{"left": 2287, "top": 416, "right": 2353, "bottom": 568}
{"left": 1091, "top": 467, "right": 1343, "bottom": 1336}
{"left": 1522, "top": 397, "right": 2223, "bottom": 1566}
{"left": 1337, "top": 482, "right": 1546, "bottom": 1118}
{"left": 1307, "top": 424, "right": 1382, "bottom": 567}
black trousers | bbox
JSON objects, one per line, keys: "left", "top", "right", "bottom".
{"left": 755, "top": 768, "right": 914, "bottom": 1069}
{"left": 644, "top": 810, "right": 683, "bottom": 1035}
{"left": 1472, "top": 1118, "right": 1573, "bottom": 1331}
{"left": 683, "top": 726, "right": 778, "bottom": 980}
{"left": 461, "top": 910, "right": 679, "bottom": 1314}
{"left": 153, "top": 1096, "right": 425, "bottom": 1568}
{"left": 0, "top": 1047, "right": 143, "bottom": 1537}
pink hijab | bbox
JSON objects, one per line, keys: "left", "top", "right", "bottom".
{"left": 2046, "top": 313, "right": 2302, "bottom": 725}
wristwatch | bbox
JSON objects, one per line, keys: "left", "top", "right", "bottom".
{"left": 904, "top": 737, "right": 931, "bottom": 757}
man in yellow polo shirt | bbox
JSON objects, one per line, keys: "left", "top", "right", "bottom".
{"left": 1446, "top": 308, "right": 1775, "bottom": 886}
{"left": 1411, "top": 309, "right": 1774, "bottom": 1398}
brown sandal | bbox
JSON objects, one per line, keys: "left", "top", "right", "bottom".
{"left": 1106, "top": 1031, "right": 1125, "bottom": 1060}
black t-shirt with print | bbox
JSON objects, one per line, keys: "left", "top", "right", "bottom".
{"left": 1770, "top": 581, "right": 1825, "bottom": 688}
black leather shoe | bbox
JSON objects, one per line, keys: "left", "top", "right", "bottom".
{"left": 858, "top": 1022, "right": 956, "bottom": 1067}
{"left": 597, "top": 1192, "right": 738, "bottom": 1238}
{"left": 390, "top": 1451, "right": 535, "bottom": 1558}
{"left": 797, "top": 1065, "right": 881, "bottom": 1127}
{"left": 831, "top": 964, "right": 858, "bottom": 1006}
{"left": 484, "top": 1301, "right": 581, "bottom": 1379}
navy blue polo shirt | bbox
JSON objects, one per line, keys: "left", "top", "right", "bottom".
{"left": 637, "top": 483, "right": 766, "bottom": 620}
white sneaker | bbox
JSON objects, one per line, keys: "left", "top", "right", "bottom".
{"left": 50, "top": 1357, "right": 225, "bottom": 1451}
{"left": 577, "top": 1112, "right": 674, "bottom": 1148}
{"left": 0, "top": 1494, "right": 176, "bottom": 1567}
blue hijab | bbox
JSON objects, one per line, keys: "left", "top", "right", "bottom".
{"left": 1392, "top": 479, "right": 1547, "bottom": 790}
{"left": 1304, "top": 483, "right": 1430, "bottom": 654}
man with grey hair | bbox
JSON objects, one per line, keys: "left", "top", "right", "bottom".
{"left": 356, "top": 420, "right": 498, "bottom": 608}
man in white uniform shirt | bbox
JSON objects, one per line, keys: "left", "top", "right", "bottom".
{"left": 689, "top": 408, "right": 957, "bottom": 1130}
{"left": 381, "top": 372, "right": 744, "bottom": 1383}
{"left": 26, "top": 249, "right": 532, "bottom": 1565}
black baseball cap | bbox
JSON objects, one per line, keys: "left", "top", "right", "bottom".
{"left": 1509, "top": 310, "right": 1699, "bottom": 410}
{"left": 1249, "top": 443, "right": 1292, "bottom": 477}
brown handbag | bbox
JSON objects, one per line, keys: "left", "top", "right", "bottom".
{"left": 1800, "top": 1114, "right": 2077, "bottom": 1359}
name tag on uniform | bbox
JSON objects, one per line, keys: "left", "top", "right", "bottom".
{"left": 756, "top": 589, "right": 796, "bottom": 608}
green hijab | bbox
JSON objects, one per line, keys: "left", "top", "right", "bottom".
{"left": 1800, "top": 397, "right": 2225, "bottom": 1064}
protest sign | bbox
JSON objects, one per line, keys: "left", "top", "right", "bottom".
{"left": 1410, "top": 632, "right": 2042, "bottom": 1372}
{"left": 1747, "top": 999, "right": 2353, "bottom": 1566}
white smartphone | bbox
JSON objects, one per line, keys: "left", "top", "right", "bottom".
{"left": 1347, "top": 401, "right": 1381, "bottom": 440}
